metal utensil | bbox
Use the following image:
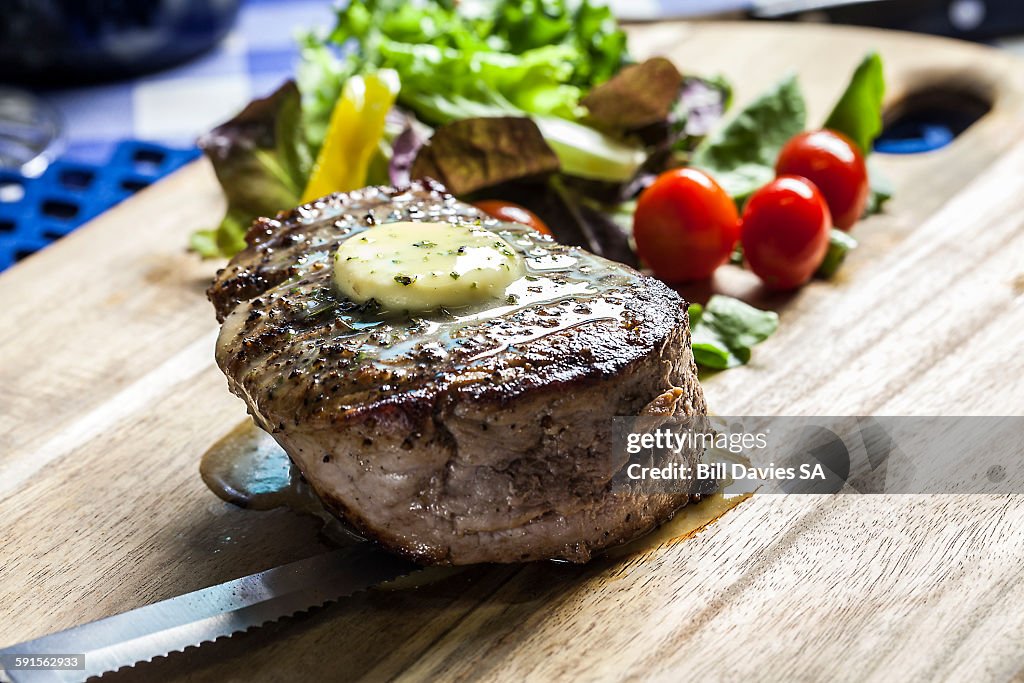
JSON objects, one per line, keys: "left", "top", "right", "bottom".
{"left": 0, "top": 545, "right": 417, "bottom": 683}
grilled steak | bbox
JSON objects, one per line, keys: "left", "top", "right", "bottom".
{"left": 209, "top": 180, "right": 708, "bottom": 564}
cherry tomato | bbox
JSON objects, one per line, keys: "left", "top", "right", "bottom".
{"left": 633, "top": 168, "right": 740, "bottom": 282}
{"left": 775, "top": 129, "right": 869, "bottom": 231}
{"left": 474, "top": 200, "right": 551, "bottom": 235}
{"left": 741, "top": 176, "right": 832, "bottom": 290}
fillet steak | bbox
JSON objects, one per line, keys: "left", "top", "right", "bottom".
{"left": 209, "top": 179, "right": 708, "bottom": 564}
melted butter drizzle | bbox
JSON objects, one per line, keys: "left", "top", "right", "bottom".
{"left": 200, "top": 420, "right": 461, "bottom": 588}
{"left": 602, "top": 492, "right": 751, "bottom": 560}
{"left": 362, "top": 246, "right": 629, "bottom": 368}
{"left": 199, "top": 421, "right": 363, "bottom": 545}
{"left": 602, "top": 445, "right": 758, "bottom": 559}
{"left": 226, "top": 231, "right": 634, "bottom": 377}
{"left": 199, "top": 420, "right": 310, "bottom": 511}
{"left": 465, "top": 316, "right": 616, "bottom": 363}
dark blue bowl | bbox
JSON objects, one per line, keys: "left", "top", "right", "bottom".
{"left": 0, "top": 0, "right": 242, "bottom": 85}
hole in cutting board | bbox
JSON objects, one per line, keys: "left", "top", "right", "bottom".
{"left": 876, "top": 79, "right": 992, "bottom": 154}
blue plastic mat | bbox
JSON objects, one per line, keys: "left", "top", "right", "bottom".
{"left": 0, "top": 141, "right": 199, "bottom": 272}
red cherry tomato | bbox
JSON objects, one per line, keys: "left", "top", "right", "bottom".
{"left": 473, "top": 200, "right": 552, "bottom": 236}
{"left": 741, "top": 175, "right": 832, "bottom": 290}
{"left": 775, "top": 129, "right": 869, "bottom": 231}
{"left": 633, "top": 168, "right": 740, "bottom": 283}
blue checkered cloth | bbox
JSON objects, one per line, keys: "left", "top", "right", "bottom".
{"left": 43, "top": 0, "right": 748, "bottom": 165}
{"left": 45, "top": 0, "right": 337, "bottom": 165}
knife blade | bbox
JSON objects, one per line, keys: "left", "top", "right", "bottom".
{"left": 0, "top": 544, "right": 418, "bottom": 683}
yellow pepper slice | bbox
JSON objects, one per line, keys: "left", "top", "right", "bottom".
{"left": 301, "top": 70, "right": 400, "bottom": 202}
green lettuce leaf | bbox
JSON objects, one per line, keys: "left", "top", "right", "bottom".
{"left": 690, "top": 54, "right": 890, "bottom": 224}
{"left": 192, "top": 81, "right": 311, "bottom": 258}
{"left": 691, "top": 74, "right": 806, "bottom": 202}
{"left": 306, "top": 0, "right": 628, "bottom": 134}
{"left": 296, "top": 0, "right": 636, "bottom": 183}
{"left": 688, "top": 296, "right": 779, "bottom": 370}
{"left": 815, "top": 229, "right": 858, "bottom": 280}
{"left": 532, "top": 115, "right": 647, "bottom": 183}
{"left": 487, "top": 0, "right": 626, "bottom": 85}
{"left": 378, "top": 41, "right": 586, "bottom": 123}
{"left": 824, "top": 52, "right": 885, "bottom": 156}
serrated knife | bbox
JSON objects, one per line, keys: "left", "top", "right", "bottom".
{"left": 0, "top": 545, "right": 417, "bottom": 683}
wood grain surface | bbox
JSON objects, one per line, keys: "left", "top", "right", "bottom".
{"left": 2, "top": 21, "right": 1024, "bottom": 682}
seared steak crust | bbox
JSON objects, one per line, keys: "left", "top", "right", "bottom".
{"left": 209, "top": 180, "right": 707, "bottom": 564}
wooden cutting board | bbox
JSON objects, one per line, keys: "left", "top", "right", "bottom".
{"left": 2, "top": 21, "right": 1024, "bottom": 681}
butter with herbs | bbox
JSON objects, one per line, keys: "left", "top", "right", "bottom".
{"left": 333, "top": 221, "right": 524, "bottom": 312}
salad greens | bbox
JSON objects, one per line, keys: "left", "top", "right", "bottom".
{"left": 306, "top": 0, "right": 627, "bottom": 131}
{"left": 487, "top": 0, "right": 627, "bottom": 86}
{"left": 533, "top": 114, "right": 646, "bottom": 182}
{"left": 299, "top": 0, "right": 636, "bottom": 182}
{"left": 691, "top": 52, "right": 888, "bottom": 216}
{"left": 688, "top": 296, "right": 780, "bottom": 371}
{"left": 410, "top": 117, "right": 560, "bottom": 194}
{"left": 192, "top": 82, "right": 310, "bottom": 257}
{"left": 816, "top": 229, "right": 859, "bottom": 280}
{"left": 824, "top": 52, "right": 885, "bottom": 156}
{"left": 581, "top": 57, "right": 684, "bottom": 131}
{"left": 196, "top": 0, "right": 646, "bottom": 257}
{"left": 691, "top": 74, "right": 807, "bottom": 203}
{"left": 192, "top": 0, "right": 894, "bottom": 371}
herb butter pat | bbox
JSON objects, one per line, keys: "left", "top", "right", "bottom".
{"left": 333, "top": 221, "right": 524, "bottom": 311}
